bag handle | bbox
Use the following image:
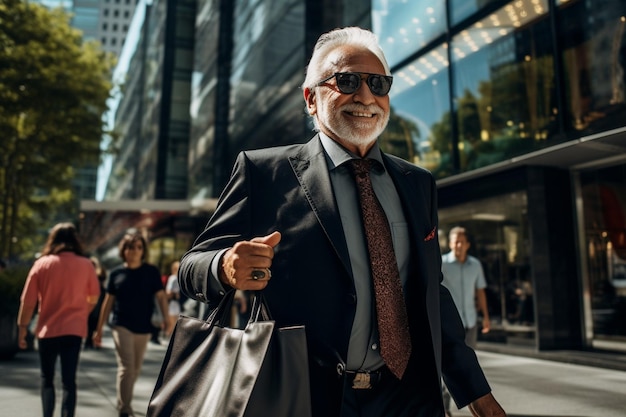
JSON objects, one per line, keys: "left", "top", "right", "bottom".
{"left": 205, "top": 289, "right": 236, "bottom": 326}
{"left": 205, "top": 290, "right": 273, "bottom": 328}
{"left": 248, "top": 291, "right": 272, "bottom": 324}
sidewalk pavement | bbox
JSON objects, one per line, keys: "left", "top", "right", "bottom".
{"left": 1, "top": 329, "right": 625, "bottom": 416}
{"left": 0, "top": 328, "right": 168, "bottom": 417}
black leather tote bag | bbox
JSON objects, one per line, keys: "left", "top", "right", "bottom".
{"left": 146, "top": 290, "right": 312, "bottom": 417}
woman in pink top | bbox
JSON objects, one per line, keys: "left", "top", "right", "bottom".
{"left": 17, "top": 222, "right": 101, "bottom": 417}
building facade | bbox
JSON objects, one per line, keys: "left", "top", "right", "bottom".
{"left": 372, "top": 0, "right": 626, "bottom": 352}
{"left": 96, "top": 0, "right": 137, "bottom": 56}
{"left": 105, "top": 0, "right": 195, "bottom": 200}
{"left": 99, "top": 0, "right": 626, "bottom": 354}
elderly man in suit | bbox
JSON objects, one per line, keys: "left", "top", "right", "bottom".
{"left": 179, "top": 26, "right": 506, "bottom": 417}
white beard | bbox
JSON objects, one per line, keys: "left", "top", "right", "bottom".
{"left": 316, "top": 100, "right": 389, "bottom": 148}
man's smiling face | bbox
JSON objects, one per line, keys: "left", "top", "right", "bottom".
{"left": 307, "top": 45, "right": 391, "bottom": 157}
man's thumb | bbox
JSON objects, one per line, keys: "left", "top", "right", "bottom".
{"left": 252, "top": 231, "right": 282, "bottom": 247}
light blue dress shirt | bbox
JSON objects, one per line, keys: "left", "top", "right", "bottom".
{"left": 441, "top": 252, "right": 486, "bottom": 329}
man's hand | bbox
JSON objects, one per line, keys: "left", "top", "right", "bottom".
{"left": 219, "top": 231, "right": 281, "bottom": 290}
{"left": 468, "top": 392, "right": 506, "bottom": 416}
{"left": 481, "top": 317, "right": 491, "bottom": 334}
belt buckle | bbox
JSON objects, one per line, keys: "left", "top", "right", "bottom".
{"left": 352, "top": 372, "right": 372, "bottom": 389}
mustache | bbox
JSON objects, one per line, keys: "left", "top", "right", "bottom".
{"left": 339, "top": 103, "right": 384, "bottom": 114}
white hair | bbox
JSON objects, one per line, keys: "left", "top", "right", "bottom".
{"left": 302, "top": 27, "right": 390, "bottom": 92}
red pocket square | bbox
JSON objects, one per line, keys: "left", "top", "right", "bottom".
{"left": 424, "top": 227, "right": 436, "bottom": 241}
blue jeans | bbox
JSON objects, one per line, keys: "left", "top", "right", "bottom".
{"left": 38, "top": 335, "right": 82, "bottom": 417}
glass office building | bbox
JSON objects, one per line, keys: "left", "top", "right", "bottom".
{"left": 372, "top": 0, "right": 626, "bottom": 351}
{"left": 101, "top": 0, "right": 626, "bottom": 354}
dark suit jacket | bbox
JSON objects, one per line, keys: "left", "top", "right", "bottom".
{"left": 179, "top": 135, "right": 491, "bottom": 415}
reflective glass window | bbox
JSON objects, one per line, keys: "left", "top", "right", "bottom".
{"left": 451, "top": 0, "right": 556, "bottom": 173}
{"left": 449, "top": 0, "right": 501, "bottom": 26}
{"left": 580, "top": 164, "right": 626, "bottom": 343}
{"left": 188, "top": 0, "right": 219, "bottom": 200}
{"left": 557, "top": 0, "right": 626, "bottom": 135}
{"left": 381, "top": 45, "right": 452, "bottom": 178}
{"left": 230, "top": 0, "right": 305, "bottom": 152}
{"left": 439, "top": 191, "right": 535, "bottom": 342}
{"left": 372, "top": 0, "right": 446, "bottom": 68}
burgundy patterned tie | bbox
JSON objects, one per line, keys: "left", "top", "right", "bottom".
{"left": 349, "top": 159, "right": 412, "bottom": 379}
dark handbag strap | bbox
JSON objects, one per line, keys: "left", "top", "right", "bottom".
{"left": 248, "top": 291, "right": 272, "bottom": 323}
{"left": 206, "top": 290, "right": 272, "bottom": 328}
{"left": 205, "top": 290, "right": 236, "bottom": 326}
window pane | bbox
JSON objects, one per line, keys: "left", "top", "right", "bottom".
{"left": 451, "top": 0, "right": 556, "bottom": 172}
{"left": 580, "top": 164, "right": 626, "bottom": 342}
{"left": 449, "top": 0, "right": 501, "bottom": 26}
{"left": 382, "top": 45, "right": 452, "bottom": 178}
{"left": 439, "top": 191, "right": 535, "bottom": 342}
{"left": 373, "top": 0, "right": 446, "bottom": 68}
{"left": 558, "top": 0, "right": 626, "bottom": 135}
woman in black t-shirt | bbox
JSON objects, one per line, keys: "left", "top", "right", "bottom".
{"left": 94, "top": 233, "right": 171, "bottom": 417}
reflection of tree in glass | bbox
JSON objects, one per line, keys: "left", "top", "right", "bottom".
{"left": 430, "top": 112, "right": 453, "bottom": 178}
{"left": 428, "top": 53, "right": 558, "bottom": 174}
{"left": 380, "top": 106, "right": 420, "bottom": 162}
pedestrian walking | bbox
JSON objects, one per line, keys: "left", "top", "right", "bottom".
{"left": 441, "top": 226, "right": 491, "bottom": 348}
{"left": 17, "top": 222, "right": 101, "bottom": 417}
{"left": 94, "top": 232, "right": 170, "bottom": 417}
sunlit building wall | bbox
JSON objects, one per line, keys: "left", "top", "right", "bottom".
{"left": 373, "top": 0, "right": 626, "bottom": 352}
{"left": 104, "top": 0, "right": 195, "bottom": 200}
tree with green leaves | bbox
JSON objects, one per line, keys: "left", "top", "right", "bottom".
{"left": 0, "top": 0, "right": 115, "bottom": 260}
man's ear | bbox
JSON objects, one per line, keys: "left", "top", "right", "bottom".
{"left": 303, "top": 87, "right": 317, "bottom": 115}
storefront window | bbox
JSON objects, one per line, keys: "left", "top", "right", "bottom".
{"left": 451, "top": 0, "right": 557, "bottom": 173}
{"left": 557, "top": 0, "right": 626, "bottom": 135}
{"left": 439, "top": 191, "right": 535, "bottom": 344}
{"left": 372, "top": 0, "right": 446, "bottom": 68}
{"left": 381, "top": 45, "right": 453, "bottom": 178}
{"left": 580, "top": 164, "right": 626, "bottom": 343}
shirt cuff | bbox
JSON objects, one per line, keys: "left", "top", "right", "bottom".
{"left": 210, "top": 248, "right": 229, "bottom": 293}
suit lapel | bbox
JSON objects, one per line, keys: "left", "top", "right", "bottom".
{"left": 288, "top": 136, "right": 353, "bottom": 277}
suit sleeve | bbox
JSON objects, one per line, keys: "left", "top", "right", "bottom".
{"left": 440, "top": 284, "right": 491, "bottom": 407}
{"left": 431, "top": 176, "right": 491, "bottom": 408}
{"left": 179, "top": 151, "right": 253, "bottom": 306}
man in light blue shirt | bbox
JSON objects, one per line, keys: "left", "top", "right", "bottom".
{"left": 441, "top": 226, "right": 491, "bottom": 349}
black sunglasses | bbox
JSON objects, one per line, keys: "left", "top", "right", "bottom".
{"left": 316, "top": 72, "right": 393, "bottom": 97}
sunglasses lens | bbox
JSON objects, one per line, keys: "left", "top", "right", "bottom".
{"left": 335, "top": 73, "right": 361, "bottom": 94}
{"left": 327, "top": 73, "right": 392, "bottom": 96}
{"left": 368, "top": 75, "right": 392, "bottom": 96}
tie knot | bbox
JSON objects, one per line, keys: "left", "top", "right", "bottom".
{"left": 348, "top": 159, "right": 374, "bottom": 177}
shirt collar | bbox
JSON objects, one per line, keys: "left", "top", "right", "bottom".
{"left": 446, "top": 251, "right": 470, "bottom": 264}
{"left": 318, "top": 132, "right": 385, "bottom": 173}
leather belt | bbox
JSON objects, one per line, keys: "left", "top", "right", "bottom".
{"left": 336, "top": 363, "right": 385, "bottom": 389}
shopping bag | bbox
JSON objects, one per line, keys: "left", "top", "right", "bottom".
{"left": 146, "top": 290, "right": 312, "bottom": 417}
